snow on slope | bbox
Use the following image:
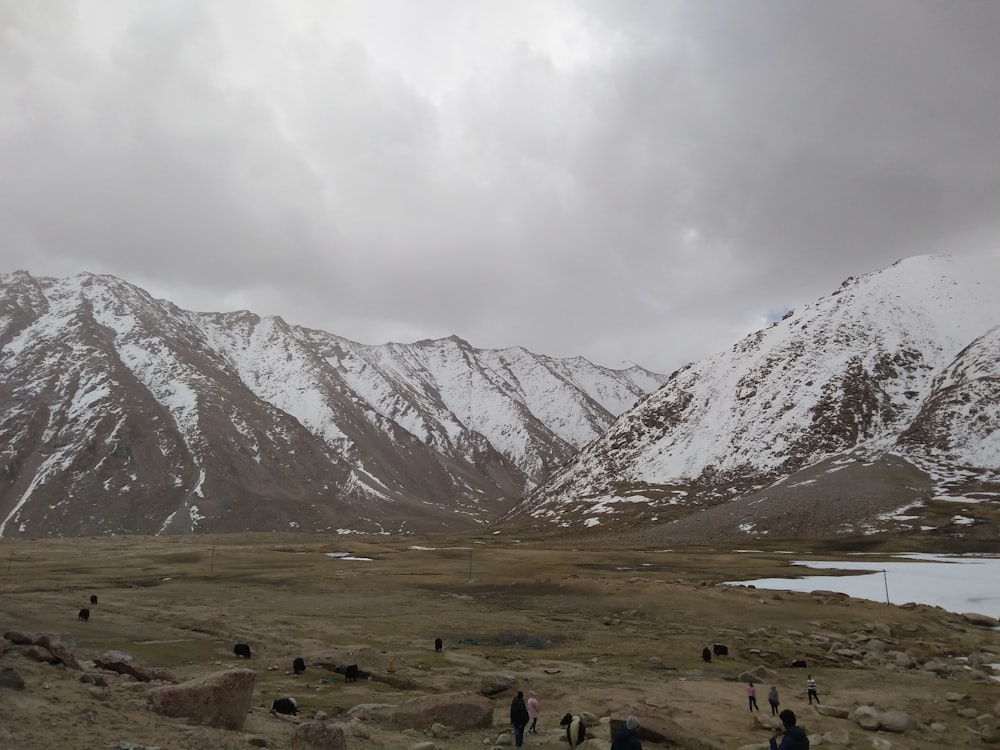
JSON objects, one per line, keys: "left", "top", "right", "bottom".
{"left": 526, "top": 254, "right": 1000, "bottom": 517}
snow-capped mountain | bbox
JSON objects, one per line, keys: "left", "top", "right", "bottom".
{"left": 0, "top": 271, "right": 665, "bottom": 538}
{"left": 511, "top": 254, "right": 1000, "bottom": 543}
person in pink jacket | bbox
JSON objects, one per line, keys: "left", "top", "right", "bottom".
{"left": 527, "top": 690, "right": 540, "bottom": 733}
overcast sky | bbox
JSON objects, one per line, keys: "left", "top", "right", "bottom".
{"left": 3, "top": 1, "right": 999, "bottom": 373}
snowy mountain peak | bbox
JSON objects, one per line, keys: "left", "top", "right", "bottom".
{"left": 511, "top": 253, "right": 1000, "bottom": 545}
{"left": 0, "top": 271, "right": 665, "bottom": 538}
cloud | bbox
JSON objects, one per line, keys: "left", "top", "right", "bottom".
{"left": 2, "top": 0, "right": 999, "bottom": 373}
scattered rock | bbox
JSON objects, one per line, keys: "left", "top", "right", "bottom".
{"left": 289, "top": 721, "right": 347, "bottom": 750}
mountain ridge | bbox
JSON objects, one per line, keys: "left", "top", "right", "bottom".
{"left": 0, "top": 270, "right": 664, "bottom": 537}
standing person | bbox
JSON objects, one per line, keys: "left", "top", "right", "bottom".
{"left": 769, "top": 709, "right": 809, "bottom": 750}
{"left": 768, "top": 685, "right": 780, "bottom": 717}
{"left": 611, "top": 715, "right": 643, "bottom": 750}
{"left": 748, "top": 681, "right": 759, "bottom": 712}
{"left": 527, "top": 690, "right": 540, "bottom": 733}
{"left": 510, "top": 690, "right": 530, "bottom": 749}
{"left": 806, "top": 675, "right": 820, "bottom": 705}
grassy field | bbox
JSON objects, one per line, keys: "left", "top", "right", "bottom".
{"left": 2, "top": 533, "right": 998, "bottom": 750}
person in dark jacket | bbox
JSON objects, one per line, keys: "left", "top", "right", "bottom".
{"left": 767, "top": 685, "right": 780, "bottom": 717}
{"left": 770, "top": 709, "right": 809, "bottom": 750}
{"left": 510, "top": 691, "right": 530, "bottom": 749}
{"left": 611, "top": 715, "right": 643, "bottom": 750}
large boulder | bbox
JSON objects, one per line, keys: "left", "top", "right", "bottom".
{"left": 389, "top": 692, "right": 495, "bottom": 729}
{"left": 879, "top": 710, "right": 918, "bottom": 733}
{"left": 34, "top": 634, "right": 81, "bottom": 670}
{"left": 290, "top": 721, "right": 347, "bottom": 750}
{"left": 480, "top": 673, "right": 516, "bottom": 696}
{"left": 853, "top": 706, "right": 881, "bottom": 731}
{"left": 147, "top": 668, "right": 256, "bottom": 730}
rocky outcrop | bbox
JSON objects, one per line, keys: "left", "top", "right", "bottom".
{"left": 960, "top": 612, "right": 1000, "bottom": 628}
{"left": 147, "top": 668, "right": 256, "bottom": 730}
{"left": 94, "top": 656, "right": 176, "bottom": 683}
{"left": 388, "top": 692, "right": 495, "bottom": 729}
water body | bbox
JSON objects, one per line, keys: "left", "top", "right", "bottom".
{"left": 728, "top": 554, "right": 1000, "bottom": 617}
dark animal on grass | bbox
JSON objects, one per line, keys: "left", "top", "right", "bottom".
{"left": 702, "top": 646, "right": 711, "bottom": 662}
{"left": 78, "top": 608, "right": 90, "bottom": 622}
{"left": 271, "top": 697, "right": 298, "bottom": 715}
{"left": 293, "top": 657, "right": 306, "bottom": 675}
{"left": 90, "top": 595, "right": 98, "bottom": 605}
{"left": 713, "top": 643, "right": 728, "bottom": 657}
{"left": 344, "top": 664, "right": 359, "bottom": 682}
{"left": 434, "top": 637, "right": 443, "bottom": 652}
{"left": 791, "top": 659, "right": 807, "bottom": 668}
{"left": 560, "top": 713, "right": 586, "bottom": 748}
{"left": 233, "top": 643, "right": 252, "bottom": 659}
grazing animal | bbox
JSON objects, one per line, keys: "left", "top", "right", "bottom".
{"left": 434, "top": 637, "right": 443, "bottom": 652}
{"left": 713, "top": 643, "right": 729, "bottom": 657}
{"left": 344, "top": 664, "right": 359, "bottom": 682}
{"left": 271, "top": 697, "right": 298, "bottom": 716}
{"left": 90, "top": 595, "right": 98, "bottom": 605}
{"left": 702, "top": 646, "right": 712, "bottom": 662}
{"left": 233, "top": 643, "right": 252, "bottom": 659}
{"left": 791, "top": 659, "right": 807, "bottom": 668}
{"left": 560, "top": 713, "right": 586, "bottom": 748}
{"left": 293, "top": 657, "right": 306, "bottom": 675}
{"left": 78, "top": 608, "right": 90, "bottom": 622}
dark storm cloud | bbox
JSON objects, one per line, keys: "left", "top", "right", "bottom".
{"left": 2, "top": 1, "right": 998, "bottom": 372}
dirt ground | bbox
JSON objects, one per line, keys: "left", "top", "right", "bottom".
{"left": 1, "top": 533, "right": 998, "bottom": 750}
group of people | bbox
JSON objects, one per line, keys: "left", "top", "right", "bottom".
{"left": 506, "top": 674, "right": 819, "bottom": 749}
{"left": 747, "top": 675, "right": 820, "bottom": 713}
{"left": 508, "top": 690, "right": 541, "bottom": 749}
{"left": 746, "top": 676, "right": 818, "bottom": 749}
{"left": 508, "top": 691, "right": 642, "bottom": 750}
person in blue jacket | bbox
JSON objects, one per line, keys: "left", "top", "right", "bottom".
{"left": 770, "top": 709, "right": 809, "bottom": 750}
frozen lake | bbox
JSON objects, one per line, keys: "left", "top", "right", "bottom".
{"left": 728, "top": 553, "right": 1000, "bottom": 617}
